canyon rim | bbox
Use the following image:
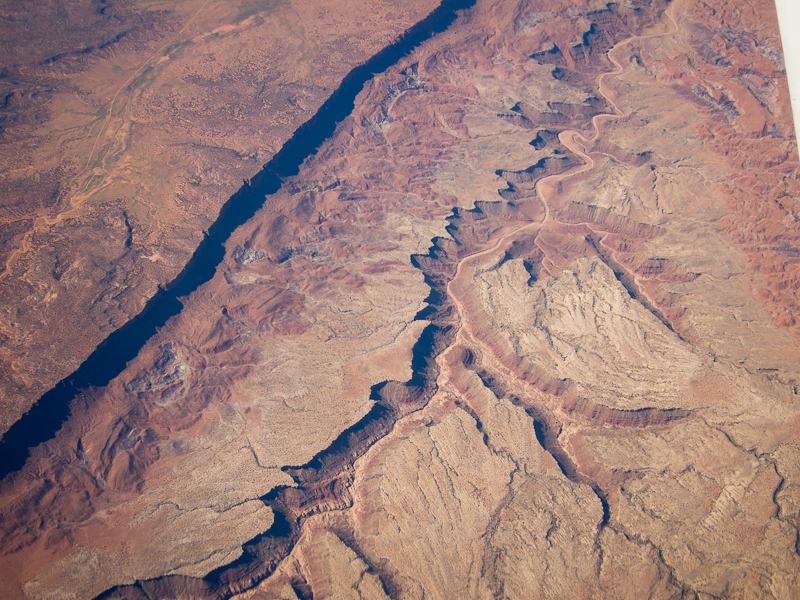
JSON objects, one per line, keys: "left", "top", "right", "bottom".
{"left": 1, "top": 0, "right": 800, "bottom": 598}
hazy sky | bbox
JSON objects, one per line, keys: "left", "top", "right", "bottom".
{"left": 775, "top": 0, "right": 799, "bottom": 147}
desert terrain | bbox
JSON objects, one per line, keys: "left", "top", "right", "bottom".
{"left": 1, "top": 0, "right": 799, "bottom": 598}
{"left": 0, "top": 0, "right": 440, "bottom": 435}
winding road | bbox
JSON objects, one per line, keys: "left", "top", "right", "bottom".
{"left": 433, "top": 6, "right": 680, "bottom": 414}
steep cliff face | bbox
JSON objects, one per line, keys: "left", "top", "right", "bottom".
{"left": 0, "top": 0, "right": 440, "bottom": 437}
{"left": 1, "top": 0, "right": 799, "bottom": 598}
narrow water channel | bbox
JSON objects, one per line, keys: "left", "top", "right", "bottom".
{"left": 0, "top": 0, "right": 477, "bottom": 481}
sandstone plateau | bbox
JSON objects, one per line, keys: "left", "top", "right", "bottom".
{"left": 0, "top": 0, "right": 439, "bottom": 435}
{"left": 1, "top": 0, "right": 800, "bottom": 598}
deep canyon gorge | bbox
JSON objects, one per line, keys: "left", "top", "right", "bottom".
{"left": 1, "top": 0, "right": 800, "bottom": 598}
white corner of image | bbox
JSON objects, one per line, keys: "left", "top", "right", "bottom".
{"left": 775, "top": 0, "right": 800, "bottom": 149}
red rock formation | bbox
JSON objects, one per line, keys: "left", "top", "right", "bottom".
{"left": 2, "top": 0, "right": 800, "bottom": 598}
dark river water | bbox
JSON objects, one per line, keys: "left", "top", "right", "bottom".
{"left": 0, "top": 0, "right": 478, "bottom": 481}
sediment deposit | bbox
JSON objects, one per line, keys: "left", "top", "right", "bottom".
{"left": 1, "top": 0, "right": 799, "bottom": 598}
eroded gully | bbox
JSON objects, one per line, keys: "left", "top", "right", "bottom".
{"left": 95, "top": 4, "right": 683, "bottom": 599}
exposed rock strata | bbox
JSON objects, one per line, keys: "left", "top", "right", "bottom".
{"left": 1, "top": 0, "right": 800, "bottom": 598}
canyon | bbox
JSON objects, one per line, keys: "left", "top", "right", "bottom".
{"left": 0, "top": 0, "right": 440, "bottom": 437}
{"left": 1, "top": 0, "right": 799, "bottom": 598}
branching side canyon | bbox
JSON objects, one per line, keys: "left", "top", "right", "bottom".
{"left": 1, "top": 0, "right": 799, "bottom": 598}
